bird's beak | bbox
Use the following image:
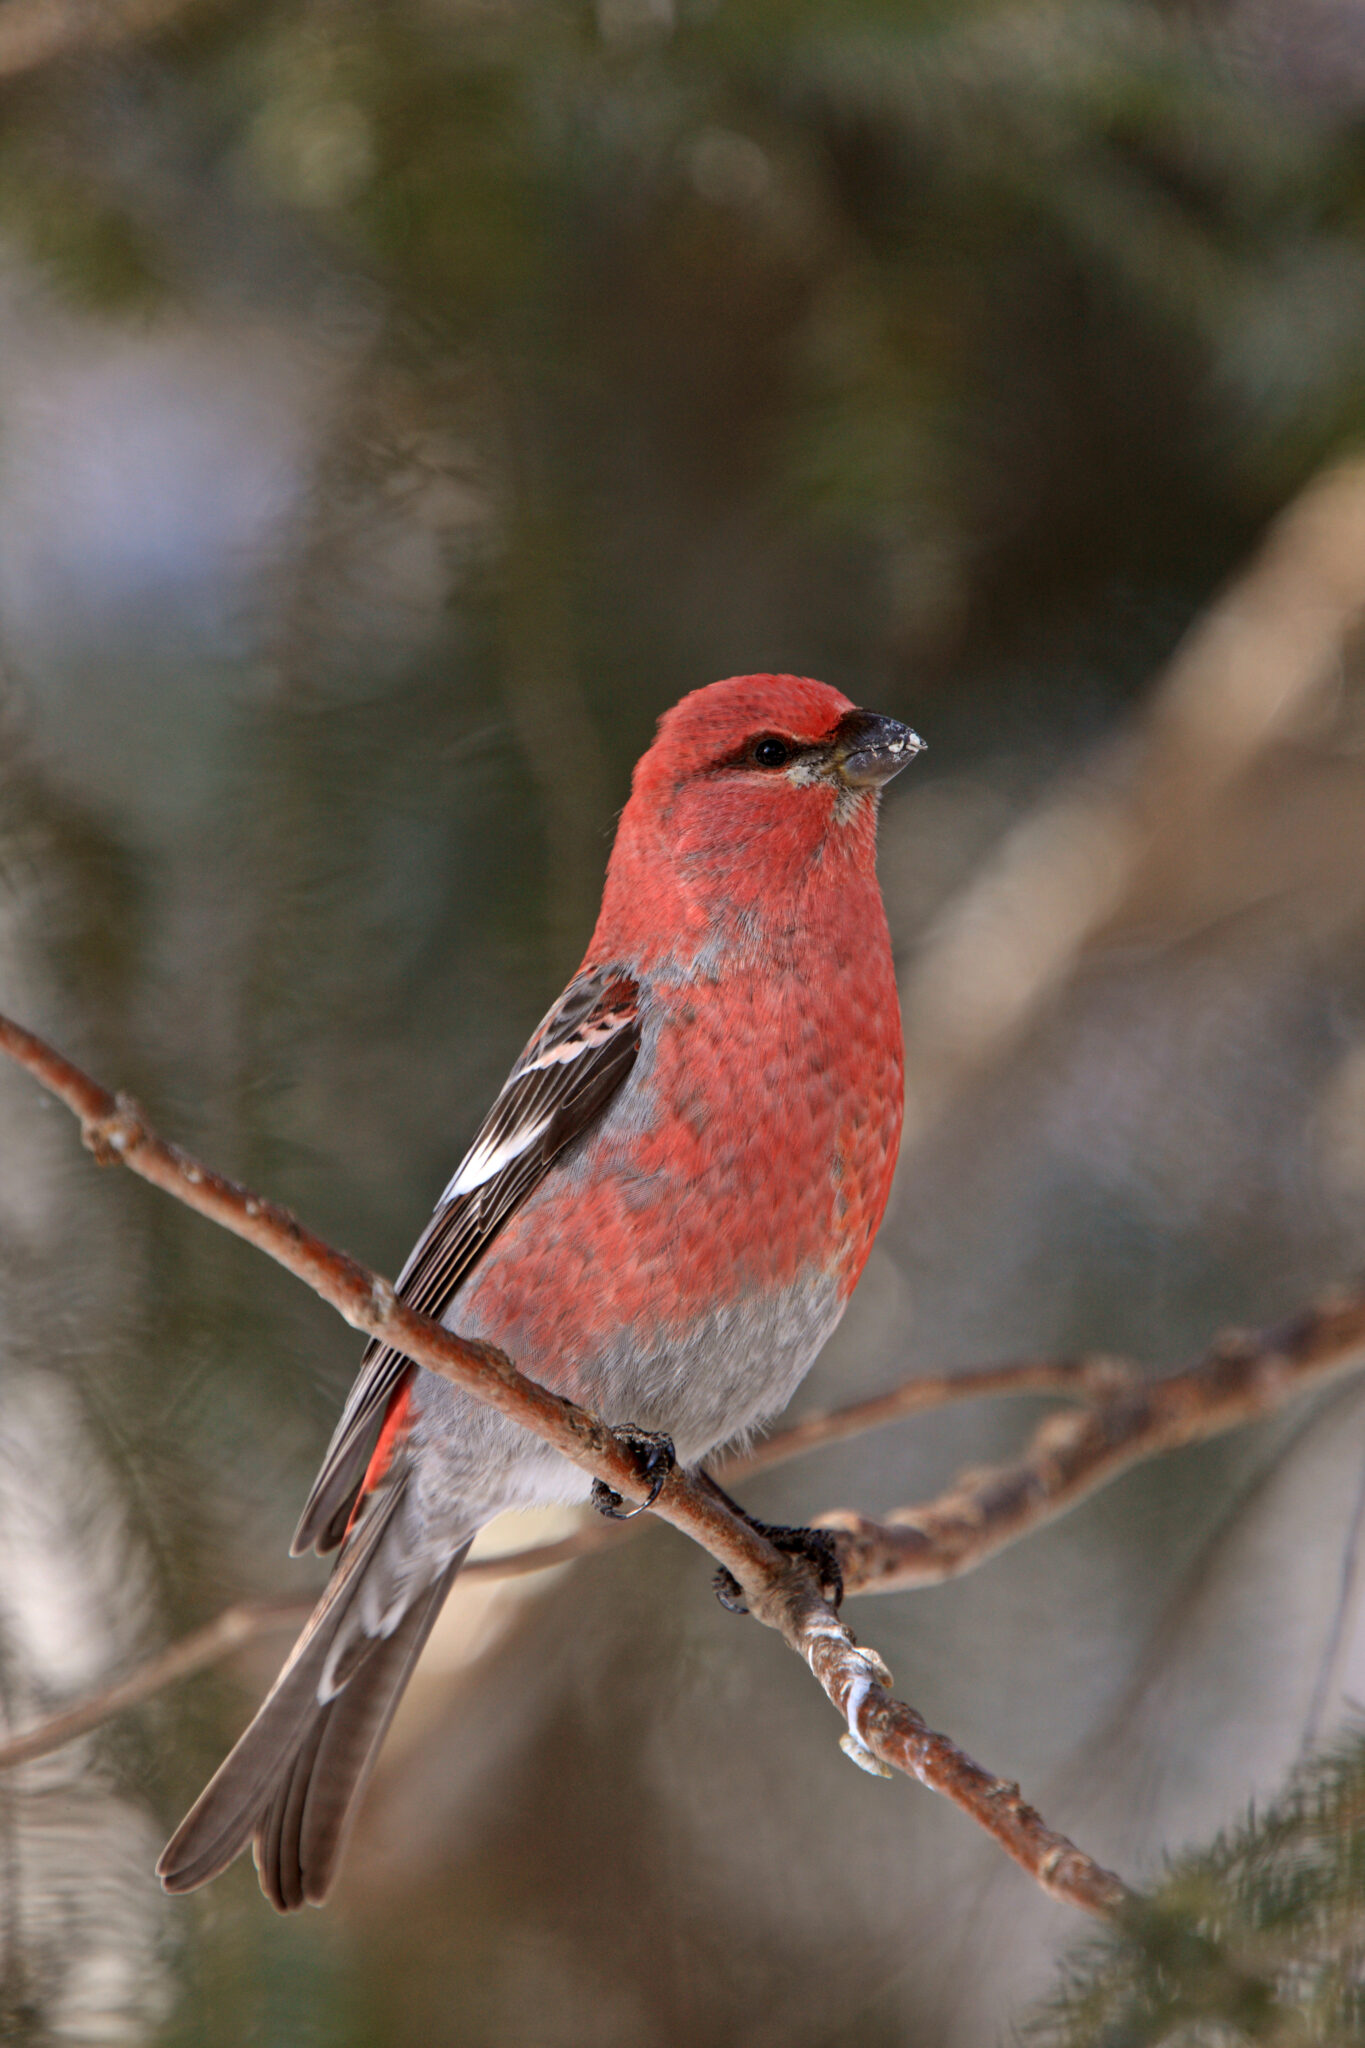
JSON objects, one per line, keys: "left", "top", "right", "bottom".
{"left": 831, "top": 709, "right": 926, "bottom": 789}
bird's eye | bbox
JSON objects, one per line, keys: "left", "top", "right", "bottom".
{"left": 751, "top": 736, "right": 793, "bottom": 769}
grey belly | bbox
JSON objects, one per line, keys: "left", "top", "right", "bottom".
{"left": 406, "top": 1271, "right": 845, "bottom": 1529}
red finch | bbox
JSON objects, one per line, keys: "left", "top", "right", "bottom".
{"left": 158, "top": 673, "right": 922, "bottom": 1909}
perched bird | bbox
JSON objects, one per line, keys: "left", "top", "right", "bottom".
{"left": 158, "top": 672, "right": 922, "bottom": 1910}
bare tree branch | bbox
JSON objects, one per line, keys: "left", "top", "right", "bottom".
{"left": 0, "top": 1014, "right": 771, "bottom": 1569}
{"left": 0, "top": 1355, "right": 1130, "bottom": 1770}
{"left": 0, "top": 1359, "right": 1125, "bottom": 1771}
{"left": 0, "top": 1010, "right": 1126, "bottom": 1916}
{"left": 462, "top": 1296, "right": 1365, "bottom": 1594}
{"left": 458, "top": 1352, "right": 1136, "bottom": 1581}
{"left": 734, "top": 1353, "right": 1136, "bottom": 1474}
{"left": 9, "top": 1256, "right": 1359, "bottom": 1902}
{"left": 825, "top": 1294, "right": 1365, "bottom": 1594}
{"left": 764, "top": 1573, "right": 1126, "bottom": 1912}
{"left": 0, "top": 1600, "right": 311, "bottom": 1770}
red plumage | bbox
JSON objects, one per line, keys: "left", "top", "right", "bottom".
{"left": 158, "top": 673, "right": 922, "bottom": 1908}
{"left": 344, "top": 1381, "right": 416, "bottom": 1538}
{"left": 476, "top": 677, "right": 904, "bottom": 1372}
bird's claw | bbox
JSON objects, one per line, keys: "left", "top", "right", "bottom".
{"left": 713, "top": 1523, "right": 845, "bottom": 1614}
{"left": 713, "top": 1564, "right": 750, "bottom": 1614}
{"left": 591, "top": 1428, "right": 676, "bottom": 1520}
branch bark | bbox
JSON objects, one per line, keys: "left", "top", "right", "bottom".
{"left": 0, "top": 1600, "right": 311, "bottom": 1769}
{"left": 824, "top": 1295, "right": 1365, "bottom": 1593}
{"left": 0, "top": 1010, "right": 1128, "bottom": 1914}
{"left": 456, "top": 1352, "right": 1137, "bottom": 1582}
{"left": 454, "top": 1296, "right": 1365, "bottom": 1592}
{"left": 9, "top": 1277, "right": 1359, "bottom": 1876}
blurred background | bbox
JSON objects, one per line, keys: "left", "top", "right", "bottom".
{"left": 3, "top": 0, "right": 1365, "bottom": 2040}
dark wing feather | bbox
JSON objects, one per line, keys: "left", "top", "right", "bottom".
{"left": 292, "top": 964, "right": 641, "bottom": 1556}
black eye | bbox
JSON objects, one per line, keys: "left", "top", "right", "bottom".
{"left": 751, "top": 736, "right": 793, "bottom": 769}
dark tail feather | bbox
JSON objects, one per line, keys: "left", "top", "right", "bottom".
{"left": 157, "top": 1494, "right": 468, "bottom": 1909}
{"left": 253, "top": 1553, "right": 464, "bottom": 1910}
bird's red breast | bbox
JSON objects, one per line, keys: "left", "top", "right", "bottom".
{"left": 451, "top": 675, "right": 905, "bottom": 1387}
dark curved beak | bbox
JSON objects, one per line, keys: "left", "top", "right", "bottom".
{"left": 832, "top": 708, "right": 926, "bottom": 789}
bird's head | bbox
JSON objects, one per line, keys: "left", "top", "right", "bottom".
{"left": 597, "top": 674, "right": 924, "bottom": 958}
{"left": 641, "top": 673, "right": 922, "bottom": 804}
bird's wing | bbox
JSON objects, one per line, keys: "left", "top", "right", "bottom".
{"left": 292, "top": 963, "right": 642, "bottom": 1555}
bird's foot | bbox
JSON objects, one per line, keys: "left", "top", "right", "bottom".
{"left": 591, "top": 1428, "right": 676, "bottom": 1520}
{"left": 713, "top": 1521, "right": 845, "bottom": 1615}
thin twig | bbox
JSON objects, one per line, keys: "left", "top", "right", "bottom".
{"left": 824, "top": 1295, "right": 1365, "bottom": 1595}
{"left": 0, "top": 1600, "right": 311, "bottom": 1770}
{"left": 13, "top": 1290, "right": 1361, "bottom": 1860}
{"left": 459, "top": 1352, "right": 1135, "bottom": 1581}
{"left": 0, "top": 1357, "right": 1132, "bottom": 1768}
{"left": 462, "top": 1299, "right": 1365, "bottom": 1596}
{"left": 732, "top": 1354, "right": 1135, "bottom": 1475}
{"left": 0, "top": 1014, "right": 775, "bottom": 1578}
{"left": 0, "top": 1011, "right": 1130, "bottom": 1914}
{"left": 462, "top": 1518, "right": 623, "bottom": 1580}
{"left": 0, "top": 1356, "right": 1136, "bottom": 1773}
{"left": 756, "top": 1572, "right": 1127, "bottom": 1914}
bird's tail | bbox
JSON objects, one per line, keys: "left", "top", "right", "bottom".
{"left": 157, "top": 1483, "right": 469, "bottom": 1911}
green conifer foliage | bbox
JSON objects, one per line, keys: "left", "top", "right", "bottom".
{"left": 1030, "top": 1729, "right": 1365, "bottom": 2046}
